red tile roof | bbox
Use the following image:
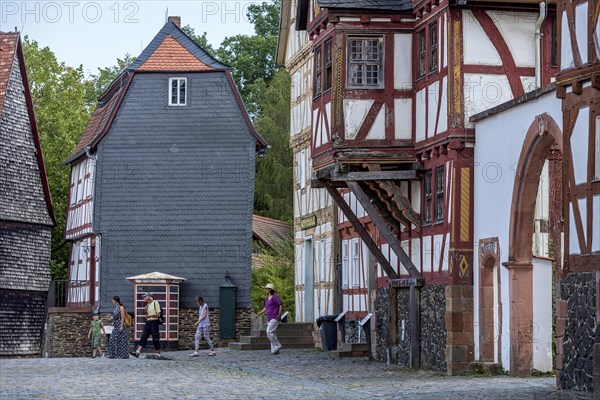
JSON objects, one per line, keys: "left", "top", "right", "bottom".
{"left": 0, "top": 32, "right": 19, "bottom": 118}
{"left": 252, "top": 215, "right": 293, "bottom": 248}
{"left": 137, "top": 35, "right": 215, "bottom": 72}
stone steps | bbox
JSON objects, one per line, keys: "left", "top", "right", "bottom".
{"left": 229, "top": 323, "right": 315, "bottom": 351}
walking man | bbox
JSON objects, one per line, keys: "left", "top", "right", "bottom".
{"left": 130, "top": 292, "right": 161, "bottom": 358}
{"left": 255, "top": 283, "right": 283, "bottom": 354}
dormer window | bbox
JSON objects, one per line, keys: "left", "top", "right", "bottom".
{"left": 347, "top": 37, "right": 383, "bottom": 88}
{"left": 169, "top": 77, "right": 187, "bottom": 106}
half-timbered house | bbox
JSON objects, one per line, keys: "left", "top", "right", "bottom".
{"left": 62, "top": 18, "right": 267, "bottom": 345}
{"left": 286, "top": 0, "right": 558, "bottom": 373}
{"left": 554, "top": 0, "right": 599, "bottom": 391}
{"left": 278, "top": 1, "right": 337, "bottom": 324}
{"left": 0, "top": 31, "right": 55, "bottom": 355}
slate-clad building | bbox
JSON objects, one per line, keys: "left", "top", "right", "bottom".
{"left": 0, "top": 31, "right": 55, "bottom": 355}
{"left": 62, "top": 18, "right": 266, "bottom": 342}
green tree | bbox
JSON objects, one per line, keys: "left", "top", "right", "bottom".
{"left": 252, "top": 238, "right": 295, "bottom": 319}
{"left": 253, "top": 70, "right": 293, "bottom": 222}
{"left": 22, "top": 37, "right": 94, "bottom": 279}
{"left": 88, "top": 53, "right": 136, "bottom": 102}
{"left": 181, "top": 25, "right": 216, "bottom": 57}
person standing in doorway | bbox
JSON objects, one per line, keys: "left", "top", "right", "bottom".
{"left": 190, "top": 295, "right": 216, "bottom": 357}
{"left": 255, "top": 283, "right": 283, "bottom": 354}
{"left": 130, "top": 292, "right": 161, "bottom": 358}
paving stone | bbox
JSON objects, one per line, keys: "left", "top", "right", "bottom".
{"left": 0, "top": 349, "right": 594, "bottom": 399}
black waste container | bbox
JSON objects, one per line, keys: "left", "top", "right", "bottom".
{"left": 316, "top": 315, "right": 337, "bottom": 351}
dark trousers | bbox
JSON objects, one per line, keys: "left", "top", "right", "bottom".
{"left": 140, "top": 320, "right": 160, "bottom": 350}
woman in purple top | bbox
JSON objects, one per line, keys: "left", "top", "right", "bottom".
{"left": 255, "top": 283, "right": 283, "bottom": 354}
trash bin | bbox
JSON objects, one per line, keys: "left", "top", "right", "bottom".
{"left": 316, "top": 315, "right": 337, "bottom": 351}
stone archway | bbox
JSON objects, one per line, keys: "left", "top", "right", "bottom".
{"left": 506, "top": 113, "right": 562, "bottom": 377}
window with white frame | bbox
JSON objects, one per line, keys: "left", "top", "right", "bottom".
{"left": 169, "top": 77, "right": 187, "bottom": 106}
{"left": 351, "top": 238, "right": 359, "bottom": 287}
{"left": 347, "top": 37, "right": 383, "bottom": 88}
{"left": 342, "top": 241, "right": 349, "bottom": 288}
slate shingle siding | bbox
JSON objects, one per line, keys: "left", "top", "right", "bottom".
{"left": 0, "top": 225, "right": 52, "bottom": 291}
{"left": 0, "top": 289, "right": 47, "bottom": 355}
{"left": 0, "top": 54, "right": 52, "bottom": 226}
{"left": 94, "top": 72, "right": 255, "bottom": 312}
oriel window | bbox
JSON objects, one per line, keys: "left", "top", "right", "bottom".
{"left": 429, "top": 23, "right": 438, "bottom": 74}
{"left": 314, "top": 47, "right": 322, "bottom": 96}
{"left": 169, "top": 77, "right": 187, "bottom": 106}
{"left": 347, "top": 37, "right": 383, "bottom": 88}
{"left": 423, "top": 170, "right": 432, "bottom": 225}
{"left": 417, "top": 30, "right": 426, "bottom": 79}
{"left": 324, "top": 40, "right": 332, "bottom": 91}
{"left": 434, "top": 166, "right": 445, "bottom": 223}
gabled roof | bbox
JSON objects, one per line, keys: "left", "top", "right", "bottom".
{"left": 252, "top": 215, "right": 293, "bottom": 248}
{"left": 65, "top": 21, "right": 266, "bottom": 164}
{"left": 317, "top": 0, "right": 412, "bottom": 11}
{"left": 127, "top": 22, "right": 228, "bottom": 72}
{"left": 0, "top": 31, "right": 55, "bottom": 225}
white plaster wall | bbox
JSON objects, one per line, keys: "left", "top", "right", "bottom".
{"left": 464, "top": 74, "right": 513, "bottom": 127}
{"left": 438, "top": 77, "right": 448, "bottom": 134}
{"left": 488, "top": 11, "right": 537, "bottom": 68}
{"left": 416, "top": 88, "right": 427, "bottom": 142}
{"left": 571, "top": 106, "right": 590, "bottom": 185}
{"left": 561, "top": 10, "right": 574, "bottom": 70}
{"left": 575, "top": 3, "right": 589, "bottom": 64}
{"left": 394, "top": 34, "right": 412, "bottom": 90}
{"left": 593, "top": 195, "right": 600, "bottom": 252}
{"left": 520, "top": 76, "right": 537, "bottom": 95}
{"left": 473, "top": 92, "right": 562, "bottom": 371}
{"left": 463, "top": 10, "right": 502, "bottom": 66}
{"left": 344, "top": 99, "right": 373, "bottom": 139}
{"left": 569, "top": 198, "right": 587, "bottom": 255}
{"left": 367, "top": 106, "right": 385, "bottom": 139}
{"left": 427, "top": 81, "right": 440, "bottom": 138}
{"left": 394, "top": 99, "right": 412, "bottom": 139}
{"left": 532, "top": 257, "right": 553, "bottom": 372}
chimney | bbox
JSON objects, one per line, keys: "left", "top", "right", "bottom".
{"left": 168, "top": 16, "right": 181, "bottom": 28}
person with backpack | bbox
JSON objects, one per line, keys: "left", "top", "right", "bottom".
{"left": 108, "top": 296, "right": 129, "bottom": 359}
{"left": 255, "top": 283, "right": 283, "bottom": 355}
{"left": 130, "top": 292, "right": 161, "bottom": 358}
{"left": 189, "top": 295, "right": 216, "bottom": 357}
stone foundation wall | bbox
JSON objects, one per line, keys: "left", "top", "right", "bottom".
{"left": 420, "top": 285, "right": 447, "bottom": 371}
{"left": 44, "top": 307, "right": 252, "bottom": 356}
{"left": 344, "top": 320, "right": 364, "bottom": 343}
{"left": 374, "top": 285, "right": 447, "bottom": 370}
{"left": 557, "top": 272, "right": 597, "bottom": 392}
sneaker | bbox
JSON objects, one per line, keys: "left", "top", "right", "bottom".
{"left": 208, "top": 351, "right": 216, "bottom": 356}
{"left": 190, "top": 352, "right": 199, "bottom": 357}
{"left": 129, "top": 352, "right": 139, "bottom": 358}
{"left": 155, "top": 354, "right": 161, "bottom": 358}
{"left": 271, "top": 349, "right": 280, "bottom": 355}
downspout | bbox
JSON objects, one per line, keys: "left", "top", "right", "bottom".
{"left": 535, "top": 2, "right": 547, "bottom": 88}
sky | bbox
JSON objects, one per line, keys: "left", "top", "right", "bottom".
{"left": 0, "top": 1, "right": 264, "bottom": 75}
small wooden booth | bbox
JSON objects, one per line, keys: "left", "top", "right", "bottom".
{"left": 126, "top": 272, "right": 186, "bottom": 350}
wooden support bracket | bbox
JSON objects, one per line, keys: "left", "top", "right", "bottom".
{"left": 346, "top": 181, "right": 423, "bottom": 280}
{"left": 324, "top": 182, "right": 399, "bottom": 280}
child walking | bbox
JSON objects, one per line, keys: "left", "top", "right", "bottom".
{"left": 190, "top": 296, "right": 215, "bottom": 357}
{"left": 88, "top": 313, "right": 106, "bottom": 358}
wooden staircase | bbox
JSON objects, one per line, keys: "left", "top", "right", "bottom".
{"left": 228, "top": 323, "right": 315, "bottom": 350}
{"left": 329, "top": 342, "right": 369, "bottom": 358}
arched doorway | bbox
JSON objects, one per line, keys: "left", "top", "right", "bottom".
{"left": 506, "top": 113, "right": 563, "bottom": 376}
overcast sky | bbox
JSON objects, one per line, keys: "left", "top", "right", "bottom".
{"left": 1, "top": 1, "right": 263, "bottom": 75}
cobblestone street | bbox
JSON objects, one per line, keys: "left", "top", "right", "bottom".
{"left": 0, "top": 349, "right": 593, "bottom": 399}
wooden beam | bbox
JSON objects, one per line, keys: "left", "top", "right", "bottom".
{"left": 347, "top": 181, "right": 423, "bottom": 280}
{"left": 324, "top": 183, "right": 399, "bottom": 280}
{"left": 409, "top": 284, "right": 421, "bottom": 369}
{"left": 331, "top": 170, "right": 417, "bottom": 181}
{"left": 311, "top": 179, "right": 346, "bottom": 189}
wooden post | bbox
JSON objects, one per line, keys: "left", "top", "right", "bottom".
{"left": 410, "top": 284, "right": 420, "bottom": 369}
{"left": 346, "top": 181, "right": 422, "bottom": 280}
